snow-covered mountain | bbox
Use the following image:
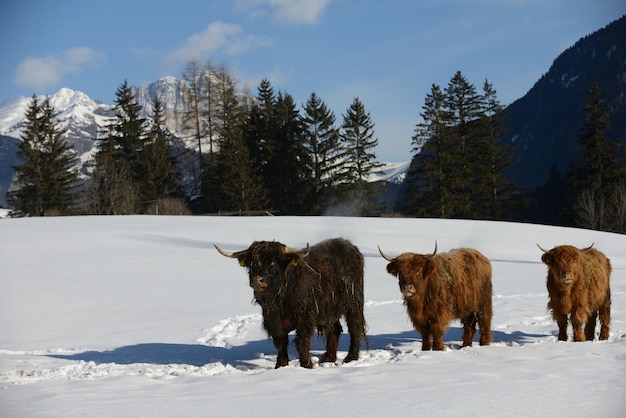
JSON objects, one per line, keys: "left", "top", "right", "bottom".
{"left": 0, "top": 82, "right": 408, "bottom": 207}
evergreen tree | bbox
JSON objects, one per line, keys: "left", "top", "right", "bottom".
{"left": 444, "top": 71, "right": 483, "bottom": 217}
{"left": 208, "top": 65, "right": 268, "bottom": 212}
{"left": 569, "top": 82, "right": 622, "bottom": 230}
{"left": 142, "top": 96, "right": 184, "bottom": 202}
{"left": 403, "top": 83, "right": 454, "bottom": 217}
{"left": 8, "top": 96, "right": 79, "bottom": 216}
{"left": 336, "top": 97, "right": 383, "bottom": 215}
{"left": 302, "top": 92, "right": 342, "bottom": 214}
{"left": 89, "top": 80, "right": 148, "bottom": 214}
{"left": 474, "top": 80, "right": 523, "bottom": 219}
{"left": 268, "top": 91, "right": 311, "bottom": 214}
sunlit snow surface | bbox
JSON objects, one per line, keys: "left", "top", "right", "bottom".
{"left": 1, "top": 216, "right": 625, "bottom": 417}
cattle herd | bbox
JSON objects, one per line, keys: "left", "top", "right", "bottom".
{"left": 215, "top": 237, "right": 612, "bottom": 369}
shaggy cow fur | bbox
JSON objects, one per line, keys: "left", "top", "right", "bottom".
{"left": 380, "top": 244, "right": 493, "bottom": 350}
{"left": 539, "top": 244, "right": 612, "bottom": 342}
{"left": 216, "top": 238, "right": 368, "bottom": 368}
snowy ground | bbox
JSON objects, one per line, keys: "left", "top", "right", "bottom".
{"left": 1, "top": 215, "right": 625, "bottom": 417}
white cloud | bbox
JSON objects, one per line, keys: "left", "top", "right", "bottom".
{"left": 235, "top": 0, "right": 332, "bottom": 24}
{"left": 14, "top": 47, "right": 105, "bottom": 90}
{"left": 165, "top": 21, "right": 273, "bottom": 66}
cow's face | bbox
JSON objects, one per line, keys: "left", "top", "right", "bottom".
{"left": 215, "top": 241, "right": 307, "bottom": 293}
{"left": 385, "top": 253, "right": 435, "bottom": 298}
{"left": 540, "top": 246, "right": 581, "bottom": 285}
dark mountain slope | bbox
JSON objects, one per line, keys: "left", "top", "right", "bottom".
{"left": 504, "top": 14, "right": 626, "bottom": 190}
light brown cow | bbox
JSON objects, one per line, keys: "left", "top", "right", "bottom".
{"left": 379, "top": 242, "right": 493, "bottom": 350}
{"left": 538, "top": 243, "right": 611, "bottom": 341}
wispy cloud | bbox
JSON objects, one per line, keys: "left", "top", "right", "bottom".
{"left": 235, "top": 0, "right": 333, "bottom": 25}
{"left": 165, "top": 21, "right": 273, "bottom": 66}
{"left": 14, "top": 47, "right": 105, "bottom": 90}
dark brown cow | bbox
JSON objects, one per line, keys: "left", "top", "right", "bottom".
{"left": 538, "top": 243, "right": 611, "bottom": 342}
{"left": 215, "top": 238, "right": 368, "bottom": 368}
{"left": 379, "top": 242, "right": 493, "bottom": 350}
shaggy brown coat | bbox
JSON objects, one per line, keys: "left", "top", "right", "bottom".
{"left": 380, "top": 245, "right": 493, "bottom": 350}
{"left": 539, "top": 244, "right": 611, "bottom": 341}
{"left": 216, "top": 238, "right": 367, "bottom": 368}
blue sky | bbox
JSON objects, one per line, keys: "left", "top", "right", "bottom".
{"left": 1, "top": 0, "right": 624, "bottom": 162}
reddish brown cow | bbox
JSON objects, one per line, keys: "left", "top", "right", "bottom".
{"left": 215, "top": 238, "right": 367, "bottom": 368}
{"left": 538, "top": 243, "right": 611, "bottom": 342}
{"left": 379, "top": 242, "right": 493, "bottom": 350}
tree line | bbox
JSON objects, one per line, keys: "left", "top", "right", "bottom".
{"left": 7, "top": 59, "right": 383, "bottom": 217}
{"left": 7, "top": 61, "right": 624, "bottom": 233}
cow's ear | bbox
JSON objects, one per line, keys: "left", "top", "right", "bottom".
{"left": 386, "top": 263, "right": 398, "bottom": 276}
{"left": 424, "top": 259, "right": 437, "bottom": 276}
{"left": 541, "top": 253, "right": 550, "bottom": 264}
{"left": 237, "top": 255, "right": 248, "bottom": 267}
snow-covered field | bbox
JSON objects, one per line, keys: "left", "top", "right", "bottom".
{"left": 1, "top": 215, "right": 625, "bottom": 417}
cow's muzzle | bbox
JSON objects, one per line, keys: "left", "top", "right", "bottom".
{"left": 250, "top": 275, "right": 268, "bottom": 292}
{"left": 401, "top": 284, "right": 416, "bottom": 298}
{"left": 559, "top": 271, "right": 573, "bottom": 285}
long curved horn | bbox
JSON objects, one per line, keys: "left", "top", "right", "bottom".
{"left": 430, "top": 240, "right": 438, "bottom": 257}
{"left": 214, "top": 243, "right": 247, "bottom": 259}
{"left": 536, "top": 244, "right": 550, "bottom": 253}
{"left": 285, "top": 243, "right": 310, "bottom": 258}
{"left": 378, "top": 245, "right": 395, "bottom": 262}
{"left": 581, "top": 243, "right": 595, "bottom": 251}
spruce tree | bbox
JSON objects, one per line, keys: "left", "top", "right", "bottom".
{"left": 143, "top": 96, "right": 184, "bottom": 203}
{"left": 268, "top": 91, "right": 311, "bottom": 214}
{"left": 302, "top": 92, "right": 341, "bottom": 214}
{"left": 570, "top": 82, "right": 622, "bottom": 230}
{"left": 208, "top": 65, "right": 268, "bottom": 212}
{"left": 89, "top": 80, "right": 148, "bottom": 214}
{"left": 336, "top": 97, "right": 383, "bottom": 215}
{"left": 444, "top": 71, "right": 483, "bottom": 217}
{"left": 8, "top": 96, "right": 79, "bottom": 216}
{"left": 474, "top": 80, "right": 523, "bottom": 219}
{"left": 404, "top": 83, "right": 454, "bottom": 217}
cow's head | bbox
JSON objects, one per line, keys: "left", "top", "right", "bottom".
{"left": 378, "top": 242, "right": 438, "bottom": 298}
{"left": 215, "top": 241, "right": 310, "bottom": 292}
{"left": 537, "top": 243, "right": 593, "bottom": 285}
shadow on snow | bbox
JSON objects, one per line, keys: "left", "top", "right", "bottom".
{"left": 46, "top": 327, "right": 548, "bottom": 369}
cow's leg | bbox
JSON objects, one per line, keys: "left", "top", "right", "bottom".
{"left": 461, "top": 313, "right": 477, "bottom": 347}
{"left": 570, "top": 310, "right": 585, "bottom": 342}
{"left": 598, "top": 297, "right": 611, "bottom": 341}
{"left": 555, "top": 314, "right": 569, "bottom": 341}
{"left": 584, "top": 312, "right": 597, "bottom": 341}
{"left": 321, "top": 321, "right": 342, "bottom": 363}
{"left": 344, "top": 310, "right": 365, "bottom": 363}
{"left": 478, "top": 304, "right": 493, "bottom": 346}
{"left": 420, "top": 328, "right": 433, "bottom": 351}
{"left": 272, "top": 334, "right": 290, "bottom": 368}
{"left": 294, "top": 325, "right": 314, "bottom": 368}
{"left": 432, "top": 325, "right": 445, "bottom": 351}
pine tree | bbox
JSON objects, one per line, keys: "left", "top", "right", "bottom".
{"left": 142, "top": 96, "right": 184, "bottom": 203}
{"left": 302, "top": 92, "right": 341, "bottom": 214}
{"left": 570, "top": 82, "right": 622, "bottom": 230}
{"left": 404, "top": 83, "right": 454, "bottom": 217}
{"left": 89, "top": 80, "right": 148, "bottom": 214}
{"left": 268, "top": 91, "right": 311, "bottom": 214}
{"left": 208, "top": 64, "right": 267, "bottom": 212}
{"left": 444, "top": 71, "right": 483, "bottom": 217}
{"left": 336, "top": 97, "right": 383, "bottom": 215}
{"left": 8, "top": 96, "right": 79, "bottom": 216}
{"left": 474, "top": 80, "right": 523, "bottom": 219}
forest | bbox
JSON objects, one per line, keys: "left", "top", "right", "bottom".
{"left": 6, "top": 58, "right": 626, "bottom": 233}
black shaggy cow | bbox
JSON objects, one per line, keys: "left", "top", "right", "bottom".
{"left": 215, "top": 238, "right": 368, "bottom": 368}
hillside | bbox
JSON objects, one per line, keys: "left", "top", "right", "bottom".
{"left": 504, "top": 14, "right": 626, "bottom": 190}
